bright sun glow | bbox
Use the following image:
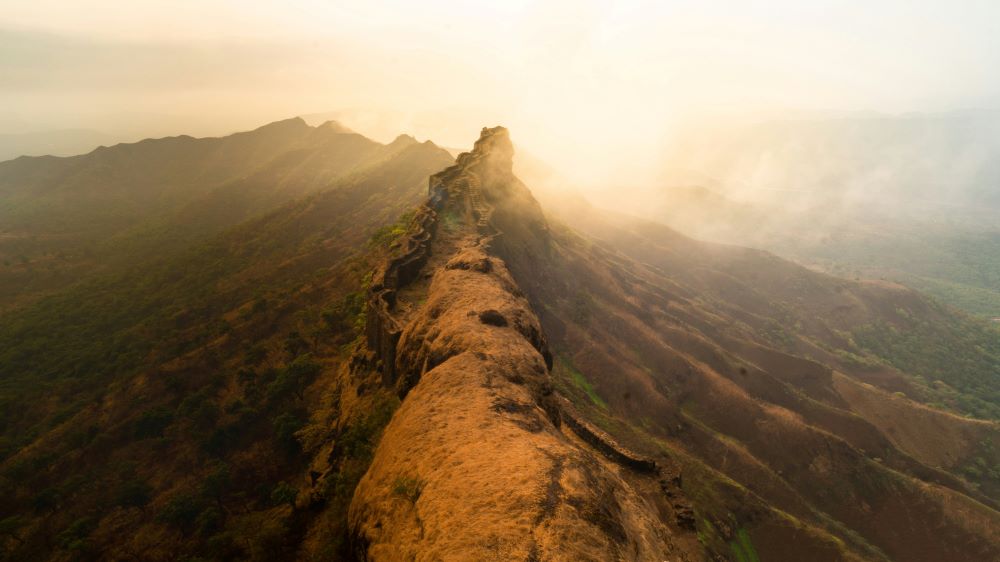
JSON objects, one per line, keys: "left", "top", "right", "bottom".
{"left": 3, "top": 0, "right": 999, "bottom": 188}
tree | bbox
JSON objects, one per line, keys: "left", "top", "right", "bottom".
{"left": 115, "top": 479, "right": 152, "bottom": 508}
{"left": 266, "top": 355, "right": 321, "bottom": 403}
{"left": 157, "top": 493, "right": 205, "bottom": 535}
{"left": 283, "top": 331, "right": 308, "bottom": 359}
{"left": 0, "top": 516, "right": 26, "bottom": 545}
{"left": 272, "top": 413, "right": 304, "bottom": 456}
{"left": 200, "top": 462, "right": 233, "bottom": 509}
{"left": 56, "top": 517, "right": 96, "bottom": 551}
{"left": 134, "top": 408, "right": 173, "bottom": 439}
{"left": 270, "top": 482, "right": 297, "bottom": 510}
{"left": 195, "top": 507, "right": 224, "bottom": 536}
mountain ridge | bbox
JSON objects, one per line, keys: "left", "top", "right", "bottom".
{"left": 339, "top": 126, "right": 999, "bottom": 561}
{"left": 0, "top": 122, "right": 996, "bottom": 562}
{"left": 0, "top": 118, "right": 453, "bottom": 310}
{"left": 345, "top": 126, "right": 698, "bottom": 560}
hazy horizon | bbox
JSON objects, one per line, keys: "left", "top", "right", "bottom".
{"left": 2, "top": 5, "right": 1000, "bottom": 560}
{"left": 4, "top": 1, "right": 1000, "bottom": 188}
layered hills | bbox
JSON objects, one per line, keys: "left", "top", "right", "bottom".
{"left": 0, "top": 123, "right": 997, "bottom": 561}
{"left": 0, "top": 117, "right": 438, "bottom": 309}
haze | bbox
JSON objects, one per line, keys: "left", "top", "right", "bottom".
{"left": 3, "top": 0, "right": 1000, "bottom": 189}
{"left": 3, "top": 4, "right": 1000, "bottom": 560}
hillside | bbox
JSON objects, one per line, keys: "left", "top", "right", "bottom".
{"left": 345, "top": 127, "right": 999, "bottom": 561}
{"left": 0, "top": 118, "right": 438, "bottom": 309}
{"left": 613, "top": 185, "right": 1000, "bottom": 320}
{"left": 0, "top": 129, "right": 118, "bottom": 163}
{"left": 1, "top": 125, "right": 997, "bottom": 561}
{"left": 636, "top": 111, "right": 1000, "bottom": 319}
{"left": 0, "top": 123, "right": 453, "bottom": 560}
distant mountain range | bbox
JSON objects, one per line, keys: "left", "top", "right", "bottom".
{"left": 0, "top": 119, "right": 997, "bottom": 561}
{"left": 0, "top": 117, "right": 452, "bottom": 309}
{"left": 0, "top": 129, "right": 120, "bottom": 162}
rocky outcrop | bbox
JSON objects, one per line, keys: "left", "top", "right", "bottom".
{"left": 364, "top": 126, "right": 552, "bottom": 393}
{"left": 557, "top": 397, "right": 658, "bottom": 474}
{"left": 365, "top": 205, "right": 439, "bottom": 388}
{"left": 427, "top": 126, "right": 510, "bottom": 231}
{"left": 349, "top": 128, "right": 694, "bottom": 561}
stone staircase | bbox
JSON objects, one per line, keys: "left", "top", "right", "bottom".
{"left": 465, "top": 172, "right": 491, "bottom": 230}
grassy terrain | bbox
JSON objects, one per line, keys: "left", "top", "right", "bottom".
{"left": 849, "top": 311, "right": 1000, "bottom": 419}
{"left": 554, "top": 355, "right": 607, "bottom": 409}
{"left": 777, "top": 219, "right": 1000, "bottom": 319}
{"left": 0, "top": 128, "right": 451, "bottom": 560}
{"left": 730, "top": 528, "right": 761, "bottom": 562}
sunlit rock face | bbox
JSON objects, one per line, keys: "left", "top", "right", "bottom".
{"left": 351, "top": 125, "right": 1000, "bottom": 562}
{"left": 349, "top": 127, "right": 687, "bottom": 562}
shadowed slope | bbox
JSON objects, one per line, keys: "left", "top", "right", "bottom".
{"left": 1, "top": 122, "right": 996, "bottom": 562}
{"left": 0, "top": 130, "right": 455, "bottom": 561}
{"left": 0, "top": 118, "right": 430, "bottom": 309}
{"left": 348, "top": 128, "right": 697, "bottom": 561}
{"left": 531, "top": 175, "right": 1000, "bottom": 562}
{"left": 349, "top": 126, "right": 999, "bottom": 562}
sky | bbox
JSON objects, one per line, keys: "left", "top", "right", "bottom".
{"left": 2, "top": 0, "right": 999, "bottom": 187}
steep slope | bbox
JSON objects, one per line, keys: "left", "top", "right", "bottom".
{"left": 613, "top": 183, "right": 1000, "bottom": 321}
{"left": 344, "top": 128, "right": 698, "bottom": 560}
{"left": 529, "top": 182, "right": 1000, "bottom": 558}
{"left": 2, "top": 123, "right": 997, "bottom": 562}
{"left": 344, "top": 127, "right": 999, "bottom": 561}
{"left": 0, "top": 134, "right": 454, "bottom": 561}
{"left": 0, "top": 118, "right": 422, "bottom": 309}
{"left": 635, "top": 111, "right": 1000, "bottom": 319}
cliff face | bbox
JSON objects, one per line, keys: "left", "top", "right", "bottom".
{"left": 350, "top": 128, "right": 695, "bottom": 561}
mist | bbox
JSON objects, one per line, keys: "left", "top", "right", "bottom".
{"left": 4, "top": 0, "right": 1000, "bottom": 193}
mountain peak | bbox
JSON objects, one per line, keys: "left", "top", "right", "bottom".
{"left": 472, "top": 125, "right": 512, "bottom": 158}
{"left": 247, "top": 116, "right": 310, "bottom": 136}
{"left": 315, "top": 119, "right": 354, "bottom": 134}
{"left": 389, "top": 133, "right": 418, "bottom": 147}
{"left": 419, "top": 127, "right": 549, "bottom": 277}
{"left": 448, "top": 126, "right": 514, "bottom": 175}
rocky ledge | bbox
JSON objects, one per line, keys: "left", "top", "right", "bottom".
{"left": 347, "top": 127, "right": 692, "bottom": 561}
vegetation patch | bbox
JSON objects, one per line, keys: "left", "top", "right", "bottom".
{"left": 392, "top": 475, "right": 425, "bottom": 503}
{"left": 556, "top": 356, "right": 607, "bottom": 409}
{"left": 729, "top": 527, "right": 761, "bottom": 562}
{"left": 850, "top": 313, "right": 1000, "bottom": 419}
{"left": 368, "top": 210, "right": 416, "bottom": 248}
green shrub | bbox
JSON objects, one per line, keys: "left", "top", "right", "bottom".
{"left": 134, "top": 408, "right": 174, "bottom": 439}
{"left": 157, "top": 493, "right": 206, "bottom": 533}
{"left": 195, "top": 506, "right": 224, "bottom": 536}
{"left": 272, "top": 413, "right": 305, "bottom": 455}
{"left": 115, "top": 479, "right": 152, "bottom": 508}
{"left": 391, "top": 475, "right": 424, "bottom": 503}
{"left": 270, "top": 481, "right": 297, "bottom": 509}
{"left": 729, "top": 528, "right": 761, "bottom": 562}
{"left": 199, "top": 462, "right": 233, "bottom": 505}
{"left": 56, "top": 517, "right": 96, "bottom": 550}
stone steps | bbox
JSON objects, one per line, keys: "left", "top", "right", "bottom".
{"left": 465, "top": 173, "right": 491, "bottom": 229}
